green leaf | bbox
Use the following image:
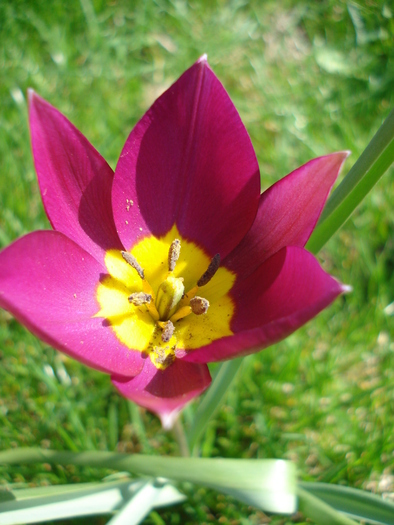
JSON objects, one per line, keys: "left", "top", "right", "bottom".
{"left": 187, "top": 358, "right": 243, "bottom": 453}
{"left": 0, "top": 479, "right": 185, "bottom": 525}
{"left": 307, "top": 108, "right": 394, "bottom": 254}
{"left": 105, "top": 481, "right": 158, "bottom": 525}
{"left": 0, "top": 448, "right": 297, "bottom": 515}
{"left": 106, "top": 480, "right": 165, "bottom": 525}
{"left": 298, "top": 487, "right": 359, "bottom": 525}
{"left": 301, "top": 482, "right": 394, "bottom": 525}
{"left": 0, "top": 489, "right": 15, "bottom": 503}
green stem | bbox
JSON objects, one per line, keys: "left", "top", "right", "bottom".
{"left": 172, "top": 418, "right": 190, "bottom": 457}
{"left": 187, "top": 358, "right": 242, "bottom": 453}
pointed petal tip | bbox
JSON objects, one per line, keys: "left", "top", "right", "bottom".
{"left": 27, "top": 89, "right": 48, "bottom": 112}
{"left": 341, "top": 283, "right": 353, "bottom": 294}
{"left": 324, "top": 150, "right": 351, "bottom": 163}
{"left": 27, "top": 88, "right": 38, "bottom": 108}
{"left": 198, "top": 53, "right": 208, "bottom": 64}
{"left": 335, "top": 150, "right": 352, "bottom": 162}
{"left": 160, "top": 410, "right": 180, "bottom": 430}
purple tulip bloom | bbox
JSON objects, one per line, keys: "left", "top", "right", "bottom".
{"left": 0, "top": 57, "right": 349, "bottom": 428}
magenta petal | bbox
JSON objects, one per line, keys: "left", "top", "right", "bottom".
{"left": 0, "top": 231, "right": 143, "bottom": 377}
{"left": 112, "top": 358, "right": 211, "bottom": 428}
{"left": 112, "top": 57, "right": 260, "bottom": 258}
{"left": 29, "top": 91, "right": 122, "bottom": 263}
{"left": 183, "top": 246, "right": 346, "bottom": 363}
{"left": 224, "top": 152, "right": 349, "bottom": 276}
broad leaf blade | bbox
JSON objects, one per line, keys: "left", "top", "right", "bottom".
{"left": 298, "top": 487, "right": 359, "bottom": 525}
{"left": 106, "top": 481, "right": 160, "bottom": 525}
{"left": 0, "top": 489, "right": 15, "bottom": 503}
{"left": 0, "top": 448, "right": 297, "bottom": 515}
{"left": 0, "top": 480, "right": 185, "bottom": 525}
{"left": 301, "top": 482, "right": 394, "bottom": 525}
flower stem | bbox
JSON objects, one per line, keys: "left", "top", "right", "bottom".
{"left": 187, "top": 358, "right": 242, "bottom": 454}
{"left": 173, "top": 418, "right": 190, "bottom": 457}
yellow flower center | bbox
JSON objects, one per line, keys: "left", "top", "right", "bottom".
{"left": 95, "top": 226, "right": 235, "bottom": 370}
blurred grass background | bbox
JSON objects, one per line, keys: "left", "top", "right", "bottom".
{"left": 0, "top": 0, "right": 393, "bottom": 523}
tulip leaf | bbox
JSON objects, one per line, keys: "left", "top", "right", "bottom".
{"left": 0, "top": 448, "right": 297, "bottom": 515}
{"left": 300, "top": 482, "right": 394, "bottom": 525}
{"left": 298, "top": 487, "right": 359, "bottom": 525}
{"left": 187, "top": 357, "right": 243, "bottom": 453}
{"left": 0, "top": 489, "right": 15, "bottom": 503}
{"left": 105, "top": 480, "right": 167, "bottom": 525}
{"left": 0, "top": 479, "right": 185, "bottom": 525}
{"left": 307, "top": 107, "right": 394, "bottom": 254}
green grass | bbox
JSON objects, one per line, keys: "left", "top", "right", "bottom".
{"left": 0, "top": 0, "right": 393, "bottom": 523}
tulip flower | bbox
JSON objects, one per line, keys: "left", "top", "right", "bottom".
{"left": 0, "top": 56, "right": 349, "bottom": 428}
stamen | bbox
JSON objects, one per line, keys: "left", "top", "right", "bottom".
{"left": 168, "top": 239, "right": 181, "bottom": 272}
{"left": 128, "top": 292, "right": 152, "bottom": 306}
{"left": 160, "top": 320, "right": 175, "bottom": 342}
{"left": 152, "top": 346, "right": 176, "bottom": 368}
{"left": 197, "top": 253, "right": 220, "bottom": 287}
{"left": 170, "top": 305, "right": 192, "bottom": 323}
{"left": 190, "top": 296, "right": 210, "bottom": 315}
{"left": 121, "top": 251, "right": 144, "bottom": 280}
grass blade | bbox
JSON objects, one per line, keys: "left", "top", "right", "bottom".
{"left": 307, "top": 108, "right": 394, "bottom": 253}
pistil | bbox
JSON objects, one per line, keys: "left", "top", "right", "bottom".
{"left": 120, "top": 241, "right": 218, "bottom": 354}
{"left": 155, "top": 275, "right": 185, "bottom": 320}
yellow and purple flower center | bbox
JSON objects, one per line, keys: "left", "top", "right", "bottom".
{"left": 95, "top": 226, "right": 235, "bottom": 370}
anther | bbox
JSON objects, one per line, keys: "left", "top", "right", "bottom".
{"left": 190, "top": 296, "right": 210, "bottom": 315}
{"left": 197, "top": 253, "right": 220, "bottom": 287}
{"left": 128, "top": 292, "right": 152, "bottom": 306}
{"left": 161, "top": 320, "right": 175, "bottom": 342}
{"left": 121, "top": 251, "right": 144, "bottom": 280}
{"left": 168, "top": 239, "right": 181, "bottom": 272}
{"left": 152, "top": 346, "right": 175, "bottom": 368}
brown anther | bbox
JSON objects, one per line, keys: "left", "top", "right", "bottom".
{"left": 197, "top": 253, "right": 220, "bottom": 287}
{"left": 121, "top": 251, "right": 144, "bottom": 280}
{"left": 153, "top": 347, "right": 175, "bottom": 367}
{"left": 168, "top": 239, "right": 181, "bottom": 272}
{"left": 128, "top": 292, "right": 152, "bottom": 306}
{"left": 161, "top": 320, "right": 175, "bottom": 342}
{"left": 190, "top": 296, "right": 210, "bottom": 315}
